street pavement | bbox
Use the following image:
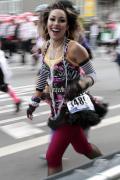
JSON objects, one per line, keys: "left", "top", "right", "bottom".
{"left": 0, "top": 50, "right": 120, "bottom": 180}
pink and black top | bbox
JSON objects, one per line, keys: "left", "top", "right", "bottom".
{"left": 36, "top": 39, "right": 95, "bottom": 119}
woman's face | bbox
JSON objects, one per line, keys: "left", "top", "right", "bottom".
{"left": 47, "top": 9, "right": 68, "bottom": 41}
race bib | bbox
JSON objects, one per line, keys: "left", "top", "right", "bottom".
{"left": 67, "top": 93, "right": 94, "bottom": 114}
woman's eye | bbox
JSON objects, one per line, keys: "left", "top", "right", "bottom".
{"left": 60, "top": 19, "right": 66, "bottom": 23}
{"left": 50, "top": 18, "right": 55, "bottom": 21}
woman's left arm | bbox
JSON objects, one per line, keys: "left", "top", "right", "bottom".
{"left": 79, "top": 60, "right": 96, "bottom": 90}
{"left": 80, "top": 60, "right": 96, "bottom": 86}
{"left": 70, "top": 42, "right": 96, "bottom": 89}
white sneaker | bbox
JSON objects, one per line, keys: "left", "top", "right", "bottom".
{"left": 39, "top": 154, "right": 46, "bottom": 160}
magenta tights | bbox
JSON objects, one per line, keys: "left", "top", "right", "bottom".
{"left": 46, "top": 124, "right": 92, "bottom": 168}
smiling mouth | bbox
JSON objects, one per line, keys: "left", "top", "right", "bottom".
{"left": 51, "top": 28, "right": 60, "bottom": 33}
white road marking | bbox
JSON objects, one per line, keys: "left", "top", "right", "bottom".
{"left": 36, "top": 122, "right": 47, "bottom": 127}
{"left": 109, "top": 104, "right": 120, "bottom": 110}
{"left": 0, "top": 101, "right": 48, "bottom": 113}
{"left": 0, "top": 85, "right": 34, "bottom": 102}
{"left": 0, "top": 101, "right": 27, "bottom": 110}
{"left": 0, "top": 111, "right": 50, "bottom": 125}
{"left": 92, "top": 115, "right": 120, "bottom": 130}
{"left": 0, "top": 85, "right": 34, "bottom": 95}
{"left": 0, "top": 121, "right": 44, "bottom": 139}
{"left": 0, "top": 89, "right": 34, "bottom": 97}
{"left": 10, "top": 65, "right": 31, "bottom": 70}
{"left": 0, "top": 135, "right": 50, "bottom": 158}
{"left": 0, "top": 93, "right": 33, "bottom": 102}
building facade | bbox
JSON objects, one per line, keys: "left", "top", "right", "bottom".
{"left": 0, "top": 0, "right": 81, "bottom": 14}
{"left": 0, "top": 0, "right": 120, "bottom": 21}
{"left": 0, "top": 0, "right": 23, "bottom": 14}
{"left": 97, "top": 0, "right": 120, "bottom": 20}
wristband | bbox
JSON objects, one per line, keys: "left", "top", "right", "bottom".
{"left": 30, "top": 96, "right": 41, "bottom": 107}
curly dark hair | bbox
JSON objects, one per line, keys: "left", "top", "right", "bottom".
{"left": 39, "top": 2, "right": 80, "bottom": 40}
{"left": 57, "top": 0, "right": 79, "bottom": 15}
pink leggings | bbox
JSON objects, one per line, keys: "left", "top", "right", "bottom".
{"left": 46, "top": 124, "right": 92, "bottom": 168}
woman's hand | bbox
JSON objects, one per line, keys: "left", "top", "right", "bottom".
{"left": 78, "top": 79, "right": 89, "bottom": 90}
{"left": 79, "top": 76, "right": 93, "bottom": 90}
{"left": 26, "top": 95, "right": 41, "bottom": 120}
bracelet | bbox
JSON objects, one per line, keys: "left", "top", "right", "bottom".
{"left": 30, "top": 96, "right": 41, "bottom": 107}
{"left": 31, "top": 96, "right": 41, "bottom": 103}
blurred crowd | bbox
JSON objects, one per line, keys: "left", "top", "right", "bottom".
{"left": 88, "top": 17, "right": 119, "bottom": 53}
{"left": 0, "top": 13, "right": 39, "bottom": 65}
{"left": 0, "top": 10, "right": 120, "bottom": 66}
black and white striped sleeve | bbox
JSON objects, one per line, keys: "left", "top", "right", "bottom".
{"left": 36, "top": 63, "right": 50, "bottom": 91}
{"left": 80, "top": 59, "right": 96, "bottom": 83}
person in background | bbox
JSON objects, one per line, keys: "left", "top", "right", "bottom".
{"left": 113, "top": 20, "right": 120, "bottom": 74}
{"left": 27, "top": 2, "right": 102, "bottom": 176}
{"left": 0, "top": 21, "right": 5, "bottom": 48}
{"left": 0, "top": 42, "right": 21, "bottom": 112}
{"left": 31, "top": 15, "right": 45, "bottom": 69}
{"left": 18, "top": 16, "right": 35, "bottom": 64}
{"left": 89, "top": 17, "right": 100, "bottom": 52}
{"left": 5, "top": 19, "right": 18, "bottom": 60}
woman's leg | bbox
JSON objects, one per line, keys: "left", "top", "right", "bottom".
{"left": 7, "top": 85, "right": 21, "bottom": 112}
{"left": 71, "top": 126, "right": 102, "bottom": 158}
{"left": 47, "top": 164, "right": 62, "bottom": 176}
{"left": 86, "top": 143, "right": 102, "bottom": 159}
{"left": 46, "top": 125, "right": 71, "bottom": 176}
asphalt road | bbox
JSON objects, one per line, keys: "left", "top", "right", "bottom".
{"left": 0, "top": 50, "right": 120, "bottom": 180}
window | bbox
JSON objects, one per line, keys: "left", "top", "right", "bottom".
{"left": 0, "top": 0, "right": 23, "bottom": 14}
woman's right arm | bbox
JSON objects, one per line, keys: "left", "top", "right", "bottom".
{"left": 27, "top": 61, "right": 49, "bottom": 119}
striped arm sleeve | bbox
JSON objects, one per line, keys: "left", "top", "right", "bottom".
{"left": 80, "top": 60, "right": 96, "bottom": 83}
{"left": 36, "top": 64, "right": 49, "bottom": 91}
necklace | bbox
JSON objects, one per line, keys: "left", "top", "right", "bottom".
{"left": 47, "top": 39, "right": 67, "bottom": 119}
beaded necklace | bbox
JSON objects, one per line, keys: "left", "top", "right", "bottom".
{"left": 43, "top": 38, "right": 69, "bottom": 119}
